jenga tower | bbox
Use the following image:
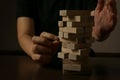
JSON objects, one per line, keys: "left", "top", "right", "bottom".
{"left": 58, "top": 10, "right": 94, "bottom": 73}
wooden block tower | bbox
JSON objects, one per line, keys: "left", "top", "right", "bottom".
{"left": 58, "top": 10, "right": 94, "bottom": 73}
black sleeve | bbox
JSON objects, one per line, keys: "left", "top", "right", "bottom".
{"left": 87, "top": 0, "right": 98, "bottom": 10}
{"left": 16, "top": 0, "right": 35, "bottom": 18}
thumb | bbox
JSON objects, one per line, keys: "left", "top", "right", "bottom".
{"left": 52, "top": 40, "right": 61, "bottom": 47}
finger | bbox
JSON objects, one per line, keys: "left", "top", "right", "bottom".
{"left": 105, "top": 0, "right": 117, "bottom": 14}
{"left": 32, "top": 36, "right": 53, "bottom": 47}
{"left": 32, "top": 44, "right": 52, "bottom": 55}
{"left": 33, "top": 43, "right": 60, "bottom": 56}
{"left": 31, "top": 54, "right": 41, "bottom": 61}
{"left": 38, "top": 54, "right": 52, "bottom": 64}
{"left": 109, "top": 13, "right": 117, "bottom": 31}
{"left": 91, "top": 10, "right": 95, "bottom": 16}
{"left": 40, "top": 32, "right": 59, "bottom": 41}
{"left": 96, "top": 0, "right": 105, "bottom": 11}
{"left": 52, "top": 40, "right": 62, "bottom": 47}
{"left": 105, "top": 0, "right": 117, "bottom": 26}
{"left": 31, "top": 54, "right": 52, "bottom": 64}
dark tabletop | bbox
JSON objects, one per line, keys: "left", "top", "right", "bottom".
{"left": 0, "top": 51, "right": 120, "bottom": 80}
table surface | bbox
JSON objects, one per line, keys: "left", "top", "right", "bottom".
{"left": 0, "top": 51, "right": 120, "bottom": 80}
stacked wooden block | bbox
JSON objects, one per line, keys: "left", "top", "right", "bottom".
{"left": 58, "top": 10, "right": 94, "bottom": 72}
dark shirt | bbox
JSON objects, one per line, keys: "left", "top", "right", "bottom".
{"left": 16, "top": 0, "right": 97, "bottom": 35}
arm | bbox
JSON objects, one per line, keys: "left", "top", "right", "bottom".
{"left": 17, "top": 17, "right": 35, "bottom": 57}
{"left": 17, "top": 17, "right": 61, "bottom": 64}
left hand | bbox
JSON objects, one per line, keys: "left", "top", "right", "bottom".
{"left": 92, "top": 0, "right": 117, "bottom": 41}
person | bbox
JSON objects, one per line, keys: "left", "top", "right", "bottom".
{"left": 16, "top": 0, "right": 117, "bottom": 65}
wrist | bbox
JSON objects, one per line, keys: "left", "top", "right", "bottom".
{"left": 92, "top": 32, "right": 110, "bottom": 41}
{"left": 92, "top": 27, "right": 110, "bottom": 41}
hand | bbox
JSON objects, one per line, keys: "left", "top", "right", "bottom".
{"left": 31, "top": 32, "right": 61, "bottom": 64}
{"left": 92, "top": 0, "right": 117, "bottom": 41}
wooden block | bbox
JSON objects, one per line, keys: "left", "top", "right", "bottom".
{"left": 60, "top": 10, "right": 91, "bottom": 16}
{"left": 63, "top": 63, "right": 81, "bottom": 71}
{"left": 68, "top": 53, "right": 77, "bottom": 60}
{"left": 63, "top": 59, "right": 80, "bottom": 64}
{"left": 68, "top": 53, "right": 89, "bottom": 61}
{"left": 58, "top": 31, "right": 64, "bottom": 38}
{"left": 63, "top": 27, "right": 92, "bottom": 40}
{"left": 84, "top": 27, "right": 92, "bottom": 33}
{"left": 63, "top": 32, "right": 92, "bottom": 40}
{"left": 63, "top": 57, "right": 89, "bottom": 64}
{"left": 62, "top": 16, "right": 81, "bottom": 22}
{"left": 67, "top": 22, "right": 93, "bottom": 27}
{"left": 58, "top": 21, "right": 66, "bottom": 27}
{"left": 79, "top": 16, "right": 94, "bottom": 23}
{"left": 62, "top": 17, "right": 68, "bottom": 22}
{"left": 60, "top": 36, "right": 94, "bottom": 44}
{"left": 62, "top": 41, "right": 91, "bottom": 50}
{"left": 63, "top": 59, "right": 90, "bottom": 71}
{"left": 59, "top": 27, "right": 84, "bottom": 34}
{"left": 60, "top": 38, "right": 79, "bottom": 44}
{"left": 60, "top": 38, "right": 92, "bottom": 45}
{"left": 62, "top": 16, "right": 94, "bottom": 23}
{"left": 60, "top": 37, "right": 92, "bottom": 45}
{"left": 61, "top": 47, "right": 90, "bottom": 56}
{"left": 77, "top": 37, "right": 93, "bottom": 44}
{"left": 63, "top": 32, "right": 76, "bottom": 40}
{"left": 57, "top": 52, "right": 68, "bottom": 59}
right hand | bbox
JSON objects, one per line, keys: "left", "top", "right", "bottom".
{"left": 31, "top": 32, "right": 61, "bottom": 64}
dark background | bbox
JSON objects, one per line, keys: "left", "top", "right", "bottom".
{"left": 0, "top": 0, "right": 20, "bottom": 51}
{"left": 0, "top": 0, "right": 120, "bottom": 53}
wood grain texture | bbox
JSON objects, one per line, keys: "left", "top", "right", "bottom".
{"left": 61, "top": 47, "right": 90, "bottom": 56}
{"left": 62, "top": 16, "right": 94, "bottom": 22}
{"left": 62, "top": 41, "right": 91, "bottom": 50}
{"left": 58, "top": 31, "right": 64, "bottom": 38}
{"left": 68, "top": 53, "right": 89, "bottom": 61}
{"left": 60, "top": 10, "right": 91, "bottom": 16}
{"left": 67, "top": 22, "right": 93, "bottom": 27}
{"left": 63, "top": 32, "right": 92, "bottom": 40}
{"left": 58, "top": 21, "right": 66, "bottom": 27}
{"left": 60, "top": 38, "right": 92, "bottom": 46}
{"left": 63, "top": 59, "right": 89, "bottom": 71}
{"left": 57, "top": 52, "right": 68, "bottom": 59}
{"left": 59, "top": 27, "right": 84, "bottom": 34}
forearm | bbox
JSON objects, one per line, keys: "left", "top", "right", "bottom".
{"left": 17, "top": 17, "right": 35, "bottom": 56}
{"left": 18, "top": 34, "right": 34, "bottom": 56}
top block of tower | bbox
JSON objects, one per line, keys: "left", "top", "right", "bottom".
{"left": 60, "top": 10, "right": 91, "bottom": 16}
